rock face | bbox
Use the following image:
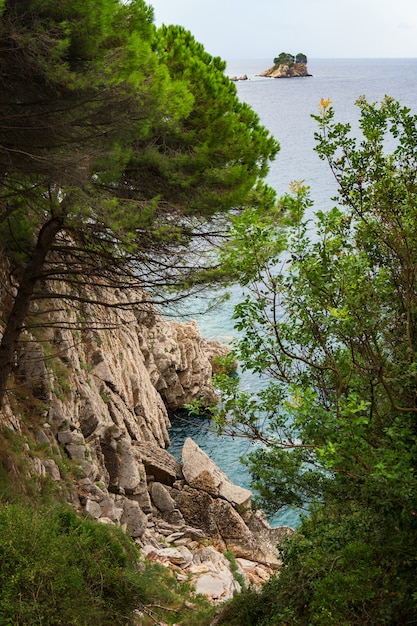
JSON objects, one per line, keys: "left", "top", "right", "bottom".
{"left": 140, "top": 438, "right": 293, "bottom": 601}
{"left": 259, "top": 62, "right": 311, "bottom": 78}
{"left": 182, "top": 437, "right": 251, "bottom": 506}
{"left": 0, "top": 268, "right": 292, "bottom": 604}
{"left": 230, "top": 74, "right": 248, "bottom": 82}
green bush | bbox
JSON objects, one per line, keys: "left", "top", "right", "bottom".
{"left": 216, "top": 502, "right": 417, "bottom": 625}
{"left": 0, "top": 502, "right": 146, "bottom": 625}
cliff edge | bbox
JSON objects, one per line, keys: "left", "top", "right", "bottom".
{"left": 259, "top": 62, "right": 311, "bottom": 78}
{"left": 0, "top": 263, "right": 290, "bottom": 603}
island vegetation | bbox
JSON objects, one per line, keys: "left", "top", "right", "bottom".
{"left": 260, "top": 52, "right": 311, "bottom": 78}
{"left": 0, "top": 0, "right": 417, "bottom": 624}
{"left": 273, "top": 51, "right": 308, "bottom": 66}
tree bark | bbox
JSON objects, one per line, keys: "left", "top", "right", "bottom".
{"left": 0, "top": 216, "right": 63, "bottom": 409}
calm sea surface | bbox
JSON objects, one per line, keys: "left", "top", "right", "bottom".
{"left": 168, "top": 58, "right": 417, "bottom": 528}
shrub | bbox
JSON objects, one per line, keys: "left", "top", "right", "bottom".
{"left": 0, "top": 502, "right": 146, "bottom": 625}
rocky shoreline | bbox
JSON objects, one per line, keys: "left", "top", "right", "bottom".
{"left": 230, "top": 62, "right": 311, "bottom": 81}
{"left": 0, "top": 269, "right": 292, "bottom": 605}
{"left": 259, "top": 62, "right": 311, "bottom": 78}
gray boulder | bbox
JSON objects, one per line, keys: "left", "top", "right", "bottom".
{"left": 181, "top": 438, "right": 251, "bottom": 507}
{"left": 151, "top": 482, "right": 176, "bottom": 512}
{"left": 121, "top": 499, "right": 148, "bottom": 538}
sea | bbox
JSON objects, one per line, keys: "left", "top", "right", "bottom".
{"left": 167, "top": 58, "right": 417, "bottom": 528}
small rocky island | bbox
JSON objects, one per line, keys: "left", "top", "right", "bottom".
{"left": 230, "top": 52, "right": 311, "bottom": 81}
{"left": 259, "top": 51, "right": 312, "bottom": 78}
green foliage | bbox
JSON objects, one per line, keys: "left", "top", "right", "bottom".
{"left": 0, "top": 502, "right": 145, "bottom": 625}
{"left": 0, "top": 0, "right": 279, "bottom": 407}
{"left": 273, "top": 51, "right": 295, "bottom": 66}
{"left": 273, "top": 503, "right": 416, "bottom": 625}
{"left": 215, "top": 97, "right": 417, "bottom": 622}
{"left": 220, "top": 502, "right": 417, "bottom": 625}
{"left": 0, "top": 496, "right": 217, "bottom": 626}
{"left": 131, "top": 24, "right": 280, "bottom": 215}
{"left": 224, "top": 549, "right": 246, "bottom": 591}
{"left": 0, "top": 1, "right": 277, "bottom": 277}
{"left": 0, "top": 209, "right": 36, "bottom": 262}
{"left": 296, "top": 52, "right": 307, "bottom": 64}
{"left": 213, "top": 587, "right": 270, "bottom": 625}
{"left": 273, "top": 52, "right": 307, "bottom": 66}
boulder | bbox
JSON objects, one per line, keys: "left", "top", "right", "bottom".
{"left": 181, "top": 438, "right": 251, "bottom": 507}
{"left": 171, "top": 485, "right": 275, "bottom": 562}
{"left": 146, "top": 545, "right": 194, "bottom": 568}
{"left": 190, "top": 547, "right": 241, "bottom": 602}
{"left": 210, "top": 498, "right": 257, "bottom": 556}
{"left": 151, "top": 482, "right": 176, "bottom": 513}
{"left": 121, "top": 499, "right": 148, "bottom": 538}
{"left": 171, "top": 487, "right": 218, "bottom": 539}
{"left": 245, "top": 508, "right": 293, "bottom": 552}
{"left": 42, "top": 459, "right": 61, "bottom": 482}
{"left": 134, "top": 441, "right": 183, "bottom": 485}
{"left": 85, "top": 498, "right": 102, "bottom": 519}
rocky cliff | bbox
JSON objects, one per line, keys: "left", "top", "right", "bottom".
{"left": 0, "top": 268, "right": 291, "bottom": 603}
{"left": 259, "top": 62, "right": 311, "bottom": 78}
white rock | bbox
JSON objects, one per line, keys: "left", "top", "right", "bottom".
{"left": 152, "top": 546, "right": 194, "bottom": 568}
{"left": 85, "top": 499, "right": 102, "bottom": 519}
{"left": 181, "top": 438, "right": 252, "bottom": 507}
{"left": 193, "top": 570, "right": 240, "bottom": 602}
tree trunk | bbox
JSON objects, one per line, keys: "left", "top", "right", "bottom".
{"left": 0, "top": 216, "right": 63, "bottom": 409}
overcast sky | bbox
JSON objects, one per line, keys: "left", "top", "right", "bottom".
{"left": 149, "top": 0, "right": 417, "bottom": 60}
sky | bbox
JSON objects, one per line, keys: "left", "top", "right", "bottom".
{"left": 149, "top": 0, "right": 417, "bottom": 61}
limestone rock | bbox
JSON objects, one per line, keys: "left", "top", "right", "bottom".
{"left": 181, "top": 438, "right": 251, "bottom": 507}
{"left": 210, "top": 498, "right": 258, "bottom": 557}
{"left": 121, "top": 499, "right": 148, "bottom": 538}
{"left": 98, "top": 496, "right": 123, "bottom": 522}
{"left": 151, "top": 482, "right": 176, "bottom": 513}
{"left": 113, "top": 436, "right": 145, "bottom": 495}
{"left": 193, "top": 570, "right": 239, "bottom": 602}
{"left": 134, "top": 441, "right": 183, "bottom": 485}
{"left": 245, "top": 508, "right": 294, "bottom": 558}
{"left": 147, "top": 545, "right": 194, "bottom": 568}
{"left": 35, "top": 428, "right": 51, "bottom": 445}
{"left": 15, "top": 343, "right": 50, "bottom": 401}
{"left": 0, "top": 256, "right": 291, "bottom": 607}
{"left": 57, "top": 429, "right": 85, "bottom": 445}
{"left": 170, "top": 486, "right": 219, "bottom": 540}
{"left": 42, "top": 459, "right": 61, "bottom": 482}
{"left": 190, "top": 547, "right": 241, "bottom": 602}
{"left": 235, "top": 558, "right": 273, "bottom": 588}
{"left": 65, "top": 443, "right": 86, "bottom": 461}
{"left": 148, "top": 320, "right": 219, "bottom": 409}
{"left": 259, "top": 62, "right": 311, "bottom": 78}
{"left": 85, "top": 498, "right": 102, "bottom": 519}
{"left": 170, "top": 486, "right": 265, "bottom": 562}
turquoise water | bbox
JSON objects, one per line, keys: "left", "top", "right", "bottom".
{"left": 167, "top": 58, "right": 417, "bottom": 529}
